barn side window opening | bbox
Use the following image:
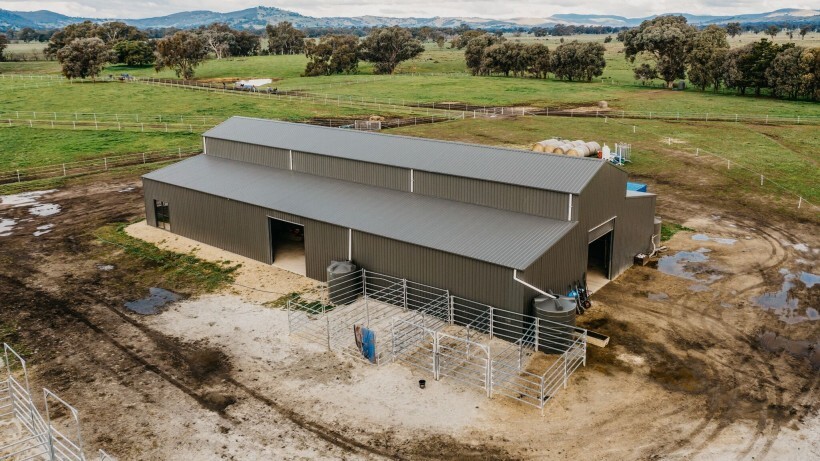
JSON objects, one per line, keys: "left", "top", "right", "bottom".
{"left": 269, "top": 217, "right": 306, "bottom": 276}
{"left": 154, "top": 200, "right": 170, "bottom": 231}
{"left": 587, "top": 231, "right": 613, "bottom": 293}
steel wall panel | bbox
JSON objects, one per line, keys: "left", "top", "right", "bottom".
{"left": 413, "top": 171, "right": 570, "bottom": 220}
{"left": 205, "top": 138, "right": 289, "bottom": 169}
{"left": 292, "top": 151, "right": 410, "bottom": 191}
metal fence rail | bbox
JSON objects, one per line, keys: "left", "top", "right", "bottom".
{"left": 287, "top": 269, "right": 587, "bottom": 413}
{"left": 0, "top": 343, "right": 117, "bottom": 461}
{"left": 0, "top": 148, "right": 201, "bottom": 186}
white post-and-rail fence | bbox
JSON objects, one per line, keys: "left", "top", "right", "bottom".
{"left": 1, "top": 343, "right": 116, "bottom": 461}
{"left": 287, "top": 269, "right": 587, "bottom": 414}
{"left": 0, "top": 148, "right": 201, "bottom": 186}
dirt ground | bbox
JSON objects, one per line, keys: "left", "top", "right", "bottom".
{"left": 0, "top": 174, "right": 817, "bottom": 460}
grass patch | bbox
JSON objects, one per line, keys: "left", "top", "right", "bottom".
{"left": 95, "top": 222, "right": 240, "bottom": 293}
{"left": 0, "top": 127, "right": 199, "bottom": 168}
{"left": 0, "top": 321, "right": 32, "bottom": 357}
{"left": 661, "top": 223, "right": 695, "bottom": 242}
{"left": 266, "top": 292, "right": 334, "bottom": 313}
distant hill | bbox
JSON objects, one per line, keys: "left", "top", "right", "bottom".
{"left": 1, "top": 6, "right": 818, "bottom": 31}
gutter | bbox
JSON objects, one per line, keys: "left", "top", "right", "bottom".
{"left": 513, "top": 269, "right": 556, "bottom": 299}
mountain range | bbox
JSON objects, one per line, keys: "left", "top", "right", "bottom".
{"left": 1, "top": 6, "right": 818, "bottom": 31}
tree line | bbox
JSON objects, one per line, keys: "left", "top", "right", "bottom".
{"left": 620, "top": 16, "right": 820, "bottom": 100}
{"left": 455, "top": 32, "right": 606, "bottom": 81}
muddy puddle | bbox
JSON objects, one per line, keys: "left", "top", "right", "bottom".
{"left": 753, "top": 268, "right": 820, "bottom": 324}
{"left": 125, "top": 288, "right": 181, "bottom": 315}
{"left": 0, "top": 218, "right": 16, "bottom": 237}
{"left": 0, "top": 190, "right": 62, "bottom": 236}
{"left": 33, "top": 224, "right": 54, "bottom": 237}
{"left": 691, "top": 234, "right": 737, "bottom": 245}
{"left": 758, "top": 331, "right": 820, "bottom": 369}
{"left": 0, "top": 190, "right": 57, "bottom": 206}
{"left": 657, "top": 248, "right": 723, "bottom": 284}
{"left": 648, "top": 292, "right": 669, "bottom": 301}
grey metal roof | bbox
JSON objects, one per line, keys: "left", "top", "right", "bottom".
{"left": 143, "top": 155, "right": 576, "bottom": 270}
{"left": 203, "top": 117, "right": 605, "bottom": 195}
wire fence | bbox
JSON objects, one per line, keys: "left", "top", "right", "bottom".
{"left": 0, "top": 147, "right": 200, "bottom": 185}
{"left": 133, "top": 77, "right": 468, "bottom": 120}
{"left": 585, "top": 113, "right": 819, "bottom": 213}
{"left": 0, "top": 117, "right": 213, "bottom": 133}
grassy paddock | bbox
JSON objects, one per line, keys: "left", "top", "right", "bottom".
{"left": 0, "top": 127, "right": 200, "bottom": 168}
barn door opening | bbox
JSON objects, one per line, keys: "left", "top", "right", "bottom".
{"left": 269, "top": 217, "right": 306, "bottom": 276}
{"left": 587, "top": 231, "right": 613, "bottom": 293}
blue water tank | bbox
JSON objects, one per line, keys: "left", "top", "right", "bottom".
{"left": 627, "top": 182, "right": 648, "bottom": 192}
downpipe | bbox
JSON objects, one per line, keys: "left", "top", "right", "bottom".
{"left": 513, "top": 270, "right": 556, "bottom": 299}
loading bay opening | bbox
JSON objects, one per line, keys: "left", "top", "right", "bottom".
{"left": 587, "top": 230, "right": 613, "bottom": 294}
{"left": 269, "top": 217, "right": 306, "bottom": 276}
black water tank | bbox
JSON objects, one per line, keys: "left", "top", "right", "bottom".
{"left": 327, "top": 261, "right": 361, "bottom": 305}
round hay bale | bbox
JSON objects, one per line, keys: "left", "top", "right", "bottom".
{"left": 369, "top": 115, "right": 385, "bottom": 121}
{"left": 571, "top": 140, "right": 586, "bottom": 146}
{"left": 585, "top": 142, "right": 601, "bottom": 156}
{"left": 598, "top": 100, "right": 608, "bottom": 109}
{"left": 532, "top": 143, "right": 546, "bottom": 152}
{"left": 567, "top": 145, "right": 591, "bottom": 157}
{"left": 541, "top": 138, "right": 560, "bottom": 146}
{"left": 554, "top": 143, "right": 573, "bottom": 155}
{"left": 542, "top": 144, "right": 558, "bottom": 154}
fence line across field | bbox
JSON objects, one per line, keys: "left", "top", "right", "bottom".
{"left": 0, "top": 147, "right": 200, "bottom": 185}
{"left": 133, "top": 78, "right": 467, "bottom": 120}
{"left": 589, "top": 113, "right": 818, "bottom": 212}
{"left": 0, "top": 110, "right": 223, "bottom": 125}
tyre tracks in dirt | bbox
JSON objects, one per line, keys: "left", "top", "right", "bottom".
{"left": 0, "top": 271, "right": 403, "bottom": 460}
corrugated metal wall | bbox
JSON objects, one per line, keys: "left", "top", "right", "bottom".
{"left": 351, "top": 231, "right": 523, "bottom": 311}
{"left": 205, "top": 138, "right": 290, "bottom": 169}
{"left": 292, "top": 151, "right": 410, "bottom": 191}
{"left": 143, "top": 179, "right": 350, "bottom": 281}
{"left": 522, "top": 226, "right": 587, "bottom": 305}
{"left": 578, "top": 165, "right": 627, "bottom": 232}
{"left": 413, "top": 171, "right": 570, "bottom": 219}
{"left": 612, "top": 195, "right": 656, "bottom": 278}
{"left": 303, "top": 220, "right": 348, "bottom": 280}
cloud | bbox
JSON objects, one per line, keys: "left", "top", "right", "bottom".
{"left": 0, "top": 0, "right": 815, "bottom": 20}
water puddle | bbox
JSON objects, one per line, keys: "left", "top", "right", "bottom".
{"left": 97, "top": 264, "right": 115, "bottom": 271}
{"left": 783, "top": 241, "right": 811, "bottom": 253}
{"left": 689, "top": 284, "right": 710, "bottom": 292}
{"left": 691, "top": 234, "right": 737, "bottom": 245}
{"left": 29, "top": 203, "right": 61, "bottom": 217}
{"left": 118, "top": 187, "right": 135, "bottom": 193}
{"left": 648, "top": 292, "right": 669, "bottom": 301}
{"left": 124, "top": 288, "right": 181, "bottom": 315}
{"left": 657, "top": 248, "right": 723, "bottom": 283}
{"left": 753, "top": 269, "right": 819, "bottom": 324}
{"left": 758, "top": 331, "right": 819, "bottom": 369}
{"left": 0, "top": 218, "right": 16, "bottom": 236}
{"left": 33, "top": 224, "right": 54, "bottom": 237}
{"left": 0, "top": 190, "right": 57, "bottom": 207}
{"left": 799, "top": 272, "right": 819, "bottom": 289}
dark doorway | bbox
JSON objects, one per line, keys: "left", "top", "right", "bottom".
{"left": 588, "top": 230, "right": 613, "bottom": 286}
{"left": 154, "top": 200, "right": 170, "bottom": 230}
{"left": 268, "top": 217, "right": 306, "bottom": 275}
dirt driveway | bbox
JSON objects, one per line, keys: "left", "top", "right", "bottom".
{"left": 0, "top": 175, "right": 817, "bottom": 460}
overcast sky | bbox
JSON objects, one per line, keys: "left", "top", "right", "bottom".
{"left": 0, "top": 0, "right": 815, "bottom": 20}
